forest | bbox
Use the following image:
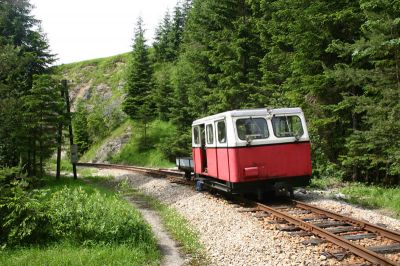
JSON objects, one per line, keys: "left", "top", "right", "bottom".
{"left": 118, "top": 0, "right": 400, "bottom": 185}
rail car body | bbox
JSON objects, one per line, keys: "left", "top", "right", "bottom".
{"left": 189, "top": 108, "right": 312, "bottom": 196}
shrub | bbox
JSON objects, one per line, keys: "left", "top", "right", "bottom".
{"left": 0, "top": 175, "right": 156, "bottom": 249}
{"left": 0, "top": 167, "right": 50, "bottom": 247}
{"left": 49, "top": 187, "right": 155, "bottom": 246}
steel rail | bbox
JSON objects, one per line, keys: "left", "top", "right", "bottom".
{"left": 76, "top": 162, "right": 184, "bottom": 177}
{"left": 255, "top": 202, "right": 399, "bottom": 266}
{"left": 293, "top": 200, "right": 400, "bottom": 243}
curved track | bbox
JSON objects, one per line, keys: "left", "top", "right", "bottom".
{"left": 77, "top": 162, "right": 400, "bottom": 265}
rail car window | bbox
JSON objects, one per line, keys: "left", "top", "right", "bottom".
{"left": 217, "top": 121, "right": 226, "bottom": 143}
{"left": 272, "top": 115, "right": 304, "bottom": 138}
{"left": 236, "top": 118, "right": 269, "bottom": 140}
{"left": 206, "top": 124, "right": 214, "bottom": 144}
{"left": 193, "top": 126, "right": 200, "bottom": 145}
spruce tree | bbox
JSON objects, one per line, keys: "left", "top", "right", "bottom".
{"left": 154, "top": 11, "right": 174, "bottom": 62}
{"left": 123, "top": 17, "right": 154, "bottom": 148}
{"left": 123, "top": 17, "right": 153, "bottom": 119}
{"left": 0, "top": 0, "right": 55, "bottom": 173}
{"left": 21, "top": 75, "right": 64, "bottom": 176}
{"left": 331, "top": 0, "right": 400, "bottom": 183}
{"left": 73, "top": 100, "right": 91, "bottom": 155}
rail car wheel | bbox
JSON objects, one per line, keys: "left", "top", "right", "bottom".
{"left": 184, "top": 171, "right": 191, "bottom": 181}
{"left": 289, "top": 187, "right": 294, "bottom": 199}
{"left": 257, "top": 189, "right": 264, "bottom": 201}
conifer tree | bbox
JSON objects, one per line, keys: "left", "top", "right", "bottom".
{"left": 21, "top": 75, "right": 64, "bottom": 176}
{"left": 154, "top": 11, "right": 173, "bottom": 62}
{"left": 330, "top": 0, "right": 400, "bottom": 183}
{"left": 123, "top": 17, "right": 153, "bottom": 119}
{"left": 123, "top": 17, "right": 154, "bottom": 148}
{"left": 73, "top": 100, "right": 91, "bottom": 155}
{"left": 0, "top": 0, "right": 55, "bottom": 173}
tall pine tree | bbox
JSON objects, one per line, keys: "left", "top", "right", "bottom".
{"left": 123, "top": 17, "right": 154, "bottom": 148}
{"left": 0, "top": 0, "right": 56, "bottom": 175}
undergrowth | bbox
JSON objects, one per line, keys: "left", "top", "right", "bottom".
{"left": 0, "top": 170, "right": 160, "bottom": 265}
{"left": 110, "top": 120, "right": 176, "bottom": 168}
{"left": 309, "top": 176, "right": 343, "bottom": 190}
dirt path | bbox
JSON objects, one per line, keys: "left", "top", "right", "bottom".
{"left": 125, "top": 192, "right": 186, "bottom": 266}
{"left": 91, "top": 169, "right": 185, "bottom": 266}
{"left": 84, "top": 169, "right": 186, "bottom": 266}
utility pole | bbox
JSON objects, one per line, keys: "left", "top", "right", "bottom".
{"left": 62, "top": 80, "right": 77, "bottom": 179}
{"left": 55, "top": 84, "right": 65, "bottom": 180}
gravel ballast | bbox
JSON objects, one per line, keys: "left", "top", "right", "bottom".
{"left": 94, "top": 169, "right": 400, "bottom": 265}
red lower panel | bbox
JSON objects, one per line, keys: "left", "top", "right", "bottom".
{"left": 216, "top": 148, "right": 230, "bottom": 181}
{"left": 229, "top": 142, "right": 312, "bottom": 182}
{"left": 193, "top": 142, "right": 312, "bottom": 183}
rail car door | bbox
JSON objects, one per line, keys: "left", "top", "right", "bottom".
{"left": 205, "top": 123, "right": 217, "bottom": 176}
{"left": 215, "top": 120, "right": 229, "bottom": 182}
{"left": 199, "top": 124, "right": 207, "bottom": 172}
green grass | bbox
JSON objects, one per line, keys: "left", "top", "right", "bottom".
{"left": 45, "top": 158, "right": 95, "bottom": 177}
{"left": 308, "top": 176, "right": 400, "bottom": 217}
{"left": 340, "top": 183, "right": 400, "bottom": 217}
{"left": 309, "top": 176, "right": 343, "bottom": 190}
{"left": 0, "top": 242, "right": 157, "bottom": 266}
{"left": 46, "top": 158, "right": 74, "bottom": 172}
{"left": 110, "top": 120, "right": 176, "bottom": 168}
{"left": 117, "top": 180, "right": 209, "bottom": 265}
{"left": 58, "top": 53, "right": 130, "bottom": 92}
{"left": 0, "top": 175, "right": 160, "bottom": 265}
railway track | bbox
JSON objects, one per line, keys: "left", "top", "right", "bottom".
{"left": 250, "top": 201, "right": 400, "bottom": 265}
{"left": 77, "top": 162, "right": 400, "bottom": 265}
{"left": 76, "top": 162, "right": 184, "bottom": 177}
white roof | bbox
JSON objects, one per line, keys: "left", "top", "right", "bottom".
{"left": 192, "top": 108, "right": 303, "bottom": 126}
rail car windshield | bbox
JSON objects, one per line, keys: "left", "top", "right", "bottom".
{"left": 272, "top": 115, "right": 304, "bottom": 138}
{"left": 236, "top": 118, "right": 269, "bottom": 140}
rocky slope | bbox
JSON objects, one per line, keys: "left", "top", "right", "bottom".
{"left": 59, "top": 53, "right": 130, "bottom": 161}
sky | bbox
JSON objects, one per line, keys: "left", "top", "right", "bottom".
{"left": 30, "top": 0, "right": 178, "bottom": 64}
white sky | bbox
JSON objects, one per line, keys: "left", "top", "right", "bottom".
{"left": 30, "top": 0, "right": 178, "bottom": 64}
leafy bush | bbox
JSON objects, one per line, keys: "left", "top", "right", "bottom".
{"left": 49, "top": 187, "right": 155, "bottom": 246}
{"left": 0, "top": 173, "right": 156, "bottom": 249}
{"left": 0, "top": 167, "right": 49, "bottom": 246}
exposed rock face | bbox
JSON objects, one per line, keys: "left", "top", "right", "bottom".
{"left": 96, "top": 83, "right": 112, "bottom": 100}
{"left": 70, "top": 81, "right": 93, "bottom": 111}
{"left": 90, "top": 125, "right": 132, "bottom": 163}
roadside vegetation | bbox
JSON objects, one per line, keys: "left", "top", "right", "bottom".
{"left": 340, "top": 184, "right": 400, "bottom": 218}
{"left": 0, "top": 169, "right": 160, "bottom": 266}
{"left": 309, "top": 176, "right": 400, "bottom": 218}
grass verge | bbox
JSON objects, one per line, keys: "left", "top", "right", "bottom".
{"left": 339, "top": 183, "right": 400, "bottom": 218}
{"left": 308, "top": 176, "right": 400, "bottom": 218}
{"left": 0, "top": 242, "right": 156, "bottom": 266}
